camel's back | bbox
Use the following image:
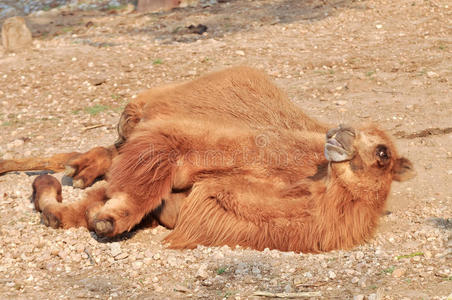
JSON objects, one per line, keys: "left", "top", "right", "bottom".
{"left": 137, "top": 66, "right": 327, "bottom": 132}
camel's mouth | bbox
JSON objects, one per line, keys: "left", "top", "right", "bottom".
{"left": 326, "top": 138, "right": 343, "bottom": 149}
{"left": 324, "top": 136, "right": 355, "bottom": 162}
{"left": 325, "top": 140, "right": 352, "bottom": 162}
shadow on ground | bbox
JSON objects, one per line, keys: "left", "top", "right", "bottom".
{"left": 22, "top": 0, "right": 358, "bottom": 45}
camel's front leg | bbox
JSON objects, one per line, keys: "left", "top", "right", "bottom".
{"left": 90, "top": 192, "right": 146, "bottom": 236}
{"left": 89, "top": 133, "right": 181, "bottom": 237}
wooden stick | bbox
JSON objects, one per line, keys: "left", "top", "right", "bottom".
{"left": 82, "top": 124, "right": 107, "bottom": 132}
{"left": 252, "top": 291, "right": 322, "bottom": 298}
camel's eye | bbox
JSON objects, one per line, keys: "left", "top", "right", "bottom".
{"left": 376, "top": 145, "right": 390, "bottom": 166}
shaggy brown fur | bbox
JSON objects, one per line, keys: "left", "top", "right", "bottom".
{"left": 10, "top": 66, "right": 416, "bottom": 252}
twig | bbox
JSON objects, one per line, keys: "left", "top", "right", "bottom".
{"left": 82, "top": 124, "right": 106, "bottom": 132}
{"left": 394, "top": 127, "right": 452, "bottom": 139}
{"left": 295, "top": 282, "right": 328, "bottom": 288}
{"left": 371, "top": 89, "right": 404, "bottom": 95}
{"left": 84, "top": 248, "right": 96, "bottom": 265}
{"left": 252, "top": 291, "right": 322, "bottom": 298}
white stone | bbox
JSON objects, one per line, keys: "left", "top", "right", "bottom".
{"left": 7, "top": 139, "right": 24, "bottom": 150}
{"left": 251, "top": 266, "right": 261, "bottom": 275}
{"left": 132, "top": 261, "right": 143, "bottom": 269}
{"left": 427, "top": 71, "right": 439, "bottom": 78}
{"left": 1, "top": 17, "right": 32, "bottom": 53}
{"left": 392, "top": 268, "right": 406, "bottom": 278}
{"left": 328, "top": 271, "right": 336, "bottom": 279}
{"left": 110, "top": 242, "right": 121, "bottom": 257}
{"left": 167, "top": 255, "right": 177, "bottom": 267}
{"left": 196, "top": 263, "right": 209, "bottom": 279}
{"left": 368, "top": 294, "right": 377, "bottom": 300}
{"left": 304, "top": 271, "right": 313, "bottom": 278}
{"left": 355, "top": 251, "right": 364, "bottom": 260}
{"left": 334, "top": 100, "right": 348, "bottom": 106}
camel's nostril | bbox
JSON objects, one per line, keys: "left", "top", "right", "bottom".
{"left": 326, "top": 131, "right": 333, "bottom": 139}
{"left": 326, "top": 127, "right": 340, "bottom": 139}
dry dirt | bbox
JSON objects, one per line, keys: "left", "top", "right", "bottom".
{"left": 0, "top": 0, "right": 451, "bottom": 299}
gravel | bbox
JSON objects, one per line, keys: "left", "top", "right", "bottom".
{"left": 0, "top": 0, "right": 451, "bottom": 298}
{"left": 1, "top": 177, "right": 449, "bottom": 298}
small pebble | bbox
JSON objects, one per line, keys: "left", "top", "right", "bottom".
{"left": 328, "top": 271, "right": 336, "bottom": 279}
{"left": 196, "top": 264, "right": 209, "bottom": 279}
{"left": 392, "top": 268, "right": 406, "bottom": 278}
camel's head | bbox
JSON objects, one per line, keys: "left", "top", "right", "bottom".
{"left": 324, "top": 124, "right": 416, "bottom": 182}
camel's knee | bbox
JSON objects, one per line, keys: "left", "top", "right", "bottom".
{"left": 32, "top": 174, "right": 62, "bottom": 212}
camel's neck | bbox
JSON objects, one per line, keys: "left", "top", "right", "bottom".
{"left": 310, "top": 176, "right": 388, "bottom": 252}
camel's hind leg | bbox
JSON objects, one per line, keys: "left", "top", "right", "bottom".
{"left": 65, "top": 146, "right": 118, "bottom": 189}
{"left": 0, "top": 146, "right": 114, "bottom": 189}
{"left": 32, "top": 173, "right": 186, "bottom": 234}
{"left": 0, "top": 152, "right": 80, "bottom": 175}
{"left": 0, "top": 145, "right": 118, "bottom": 189}
{"left": 32, "top": 174, "right": 108, "bottom": 229}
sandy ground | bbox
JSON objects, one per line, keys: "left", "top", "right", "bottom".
{"left": 0, "top": 0, "right": 451, "bottom": 299}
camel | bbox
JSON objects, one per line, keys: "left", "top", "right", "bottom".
{"left": 3, "top": 67, "right": 416, "bottom": 253}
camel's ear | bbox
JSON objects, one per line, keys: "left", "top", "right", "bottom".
{"left": 392, "top": 157, "right": 416, "bottom": 181}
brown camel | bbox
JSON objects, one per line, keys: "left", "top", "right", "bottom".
{"left": 3, "top": 67, "right": 415, "bottom": 252}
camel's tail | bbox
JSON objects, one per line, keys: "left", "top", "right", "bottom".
{"left": 0, "top": 152, "right": 80, "bottom": 175}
